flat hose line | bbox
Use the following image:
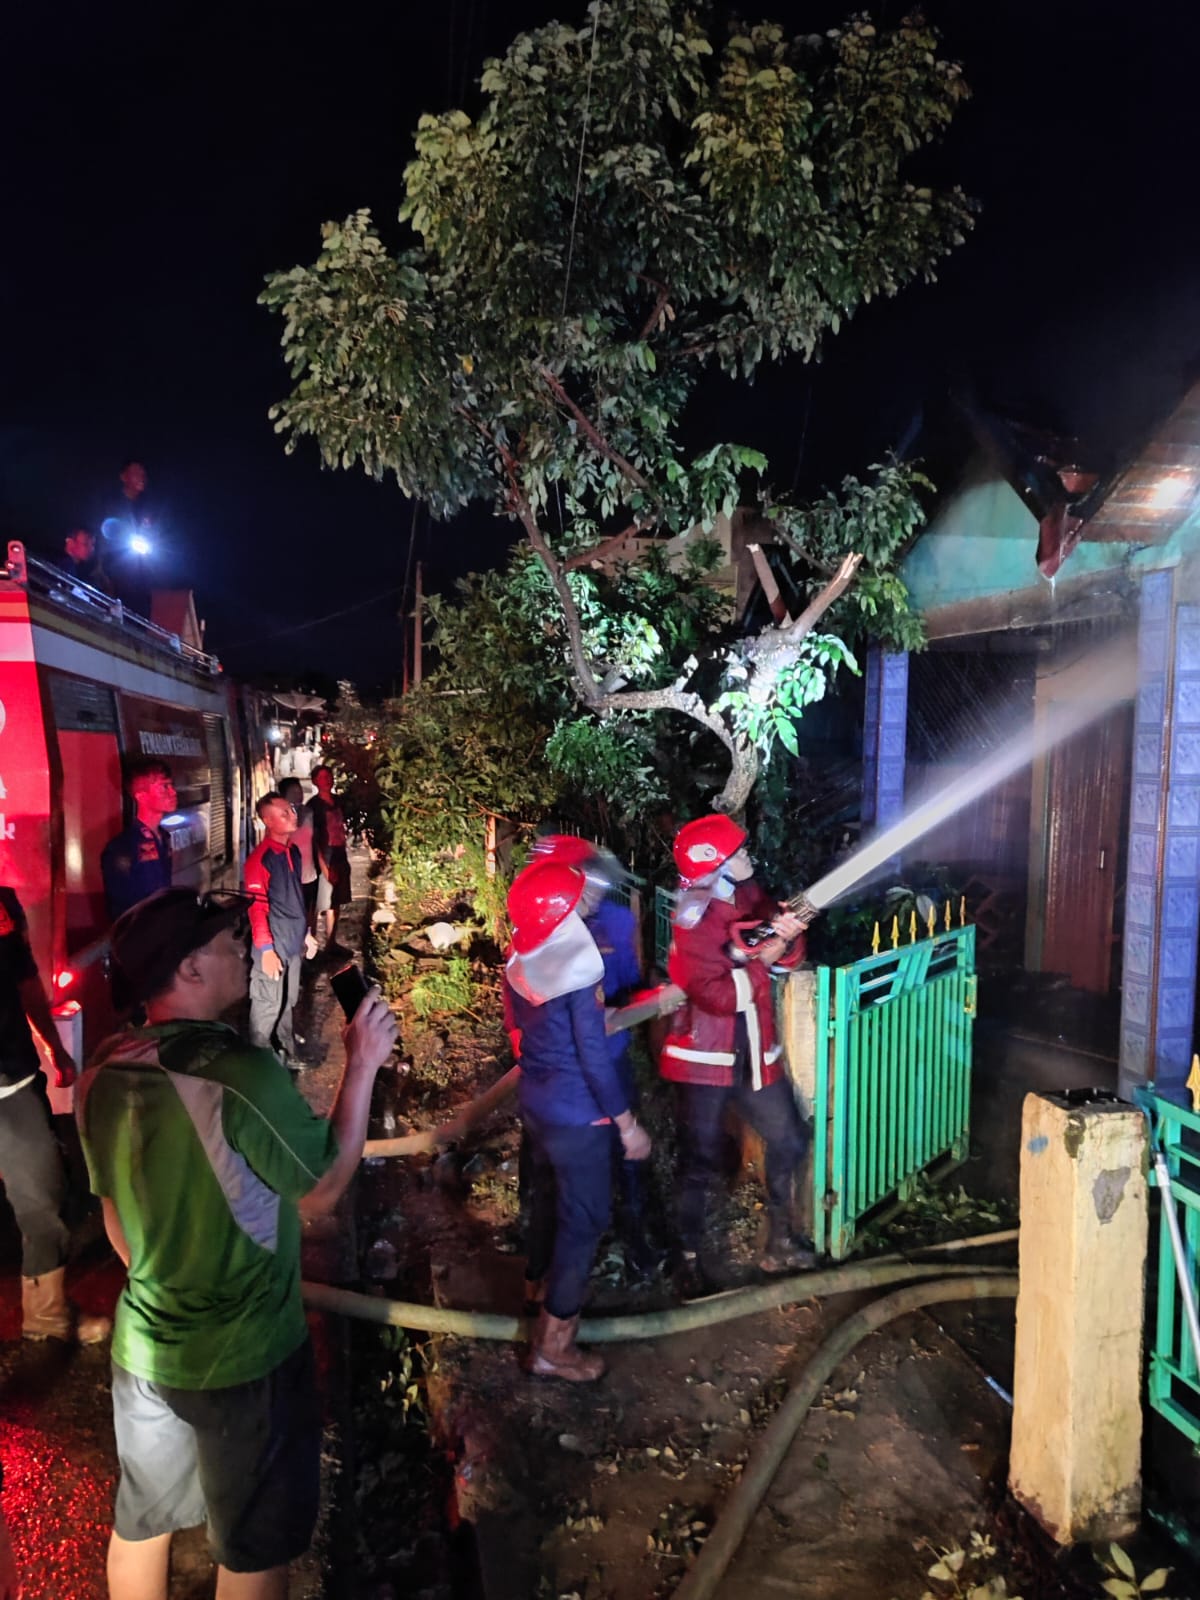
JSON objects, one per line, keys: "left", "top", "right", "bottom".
{"left": 300, "top": 1251, "right": 1015, "bottom": 1342}
{"left": 671, "top": 1273, "right": 1018, "bottom": 1600}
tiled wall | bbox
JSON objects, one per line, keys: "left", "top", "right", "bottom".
{"left": 862, "top": 648, "right": 909, "bottom": 835}
{"left": 1119, "top": 570, "right": 1200, "bottom": 1101}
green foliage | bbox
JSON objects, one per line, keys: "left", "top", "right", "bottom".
{"left": 262, "top": 2, "right": 970, "bottom": 807}
{"left": 408, "top": 957, "right": 476, "bottom": 1020}
{"left": 1095, "top": 1545, "right": 1175, "bottom": 1600}
{"left": 716, "top": 631, "right": 859, "bottom": 763}
{"left": 851, "top": 1174, "right": 1012, "bottom": 1259}
{"left": 903, "top": 1532, "right": 1022, "bottom": 1600}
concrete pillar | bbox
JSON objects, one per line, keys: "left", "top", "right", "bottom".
{"left": 861, "top": 648, "right": 908, "bottom": 836}
{"left": 780, "top": 968, "right": 819, "bottom": 1239}
{"left": 1009, "top": 1090, "right": 1149, "bottom": 1545}
{"left": 1120, "top": 572, "right": 1200, "bottom": 1105}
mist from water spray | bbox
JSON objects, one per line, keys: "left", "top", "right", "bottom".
{"left": 806, "top": 635, "right": 1139, "bottom": 911}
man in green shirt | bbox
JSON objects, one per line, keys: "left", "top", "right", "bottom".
{"left": 77, "top": 887, "right": 396, "bottom": 1600}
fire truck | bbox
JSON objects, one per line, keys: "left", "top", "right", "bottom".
{"left": 0, "top": 541, "right": 272, "bottom": 1101}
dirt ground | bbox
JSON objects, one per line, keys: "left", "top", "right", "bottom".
{"left": 354, "top": 991, "right": 1036, "bottom": 1600}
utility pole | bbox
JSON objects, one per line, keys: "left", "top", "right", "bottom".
{"left": 412, "top": 560, "right": 423, "bottom": 688}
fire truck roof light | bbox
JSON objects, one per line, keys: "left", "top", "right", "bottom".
{"left": 54, "top": 970, "right": 74, "bottom": 989}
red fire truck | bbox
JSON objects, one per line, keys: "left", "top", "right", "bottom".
{"left": 0, "top": 542, "right": 268, "bottom": 1098}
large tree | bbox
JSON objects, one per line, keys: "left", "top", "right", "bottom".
{"left": 262, "top": 2, "right": 971, "bottom": 810}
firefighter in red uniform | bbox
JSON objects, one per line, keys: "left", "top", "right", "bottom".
{"left": 661, "top": 814, "right": 814, "bottom": 1298}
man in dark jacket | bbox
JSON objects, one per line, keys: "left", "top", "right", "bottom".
{"left": 102, "top": 759, "right": 176, "bottom": 922}
{"left": 245, "top": 793, "right": 314, "bottom": 1067}
{"left": 506, "top": 859, "right": 651, "bottom": 1382}
{"left": 662, "top": 814, "right": 812, "bottom": 1297}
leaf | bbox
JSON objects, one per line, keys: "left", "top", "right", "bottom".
{"left": 1111, "top": 1546, "right": 1136, "bottom": 1580}
{"left": 1100, "top": 1582, "right": 1137, "bottom": 1600}
{"left": 1140, "top": 1571, "right": 1171, "bottom": 1593}
{"left": 927, "top": 1562, "right": 952, "bottom": 1581}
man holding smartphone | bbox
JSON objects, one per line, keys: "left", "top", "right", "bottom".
{"left": 77, "top": 887, "right": 397, "bottom": 1600}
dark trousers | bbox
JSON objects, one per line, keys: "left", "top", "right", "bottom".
{"left": 676, "top": 1076, "right": 809, "bottom": 1253}
{"left": 523, "top": 1118, "right": 613, "bottom": 1320}
{"left": 249, "top": 951, "right": 303, "bottom": 1059}
{"left": 0, "top": 1079, "right": 69, "bottom": 1277}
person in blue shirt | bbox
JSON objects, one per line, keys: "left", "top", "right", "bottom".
{"left": 506, "top": 859, "right": 652, "bottom": 1382}
{"left": 545, "top": 838, "right": 667, "bottom": 1281}
{"left": 101, "top": 759, "right": 176, "bottom": 922}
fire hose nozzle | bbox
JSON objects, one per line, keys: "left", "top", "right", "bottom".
{"left": 793, "top": 891, "right": 820, "bottom": 924}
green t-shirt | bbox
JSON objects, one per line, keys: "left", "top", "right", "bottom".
{"left": 77, "top": 1020, "right": 338, "bottom": 1390}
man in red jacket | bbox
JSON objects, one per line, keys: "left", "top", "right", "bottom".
{"left": 661, "top": 814, "right": 813, "bottom": 1297}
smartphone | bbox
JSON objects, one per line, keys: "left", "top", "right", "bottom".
{"left": 331, "top": 962, "right": 371, "bottom": 1020}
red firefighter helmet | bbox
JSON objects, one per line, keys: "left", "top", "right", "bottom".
{"left": 530, "top": 833, "right": 596, "bottom": 869}
{"left": 673, "top": 814, "right": 748, "bottom": 884}
{"left": 507, "top": 860, "right": 586, "bottom": 953}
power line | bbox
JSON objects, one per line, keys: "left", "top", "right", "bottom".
{"left": 227, "top": 584, "right": 406, "bottom": 649}
{"left": 561, "top": 2, "right": 602, "bottom": 316}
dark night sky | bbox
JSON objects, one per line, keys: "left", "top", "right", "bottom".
{"left": 4, "top": 0, "right": 1199, "bottom": 689}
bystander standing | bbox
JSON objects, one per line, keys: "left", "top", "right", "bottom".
{"left": 101, "top": 760, "right": 175, "bottom": 923}
{"left": 279, "top": 777, "right": 319, "bottom": 946}
{"left": 0, "top": 884, "right": 110, "bottom": 1344}
{"left": 310, "top": 764, "right": 351, "bottom": 955}
{"left": 245, "top": 793, "right": 315, "bottom": 1067}
{"left": 76, "top": 887, "right": 397, "bottom": 1600}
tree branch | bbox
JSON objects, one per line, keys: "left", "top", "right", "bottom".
{"left": 535, "top": 365, "right": 657, "bottom": 500}
{"left": 746, "top": 551, "right": 864, "bottom": 659}
{"left": 594, "top": 685, "right": 740, "bottom": 760}
{"left": 562, "top": 520, "right": 655, "bottom": 571}
{"left": 637, "top": 282, "right": 673, "bottom": 342}
{"left": 455, "top": 402, "right": 603, "bottom": 704}
{"left": 770, "top": 524, "right": 837, "bottom": 578}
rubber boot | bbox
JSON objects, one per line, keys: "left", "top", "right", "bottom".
{"left": 674, "top": 1250, "right": 721, "bottom": 1301}
{"left": 759, "top": 1218, "right": 816, "bottom": 1275}
{"left": 524, "top": 1309, "right": 605, "bottom": 1382}
{"left": 22, "top": 1269, "right": 111, "bottom": 1344}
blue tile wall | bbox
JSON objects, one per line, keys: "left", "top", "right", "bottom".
{"left": 1155, "top": 602, "right": 1200, "bottom": 1098}
{"left": 1119, "top": 570, "right": 1200, "bottom": 1102}
{"left": 861, "top": 648, "right": 909, "bottom": 841}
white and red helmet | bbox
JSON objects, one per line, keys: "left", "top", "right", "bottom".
{"left": 507, "top": 860, "right": 586, "bottom": 954}
{"left": 672, "top": 814, "right": 748, "bottom": 885}
{"left": 530, "top": 833, "right": 596, "bottom": 870}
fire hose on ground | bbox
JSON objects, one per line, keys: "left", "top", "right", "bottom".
{"left": 300, "top": 1260, "right": 1019, "bottom": 1599}
{"left": 341, "top": 1071, "right": 1021, "bottom": 1595}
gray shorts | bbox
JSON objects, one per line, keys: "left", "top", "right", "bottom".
{"left": 111, "top": 1339, "right": 320, "bottom": 1572}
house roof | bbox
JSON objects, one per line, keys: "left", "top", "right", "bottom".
{"left": 1078, "top": 381, "right": 1200, "bottom": 544}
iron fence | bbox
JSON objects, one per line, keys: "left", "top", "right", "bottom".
{"left": 1143, "top": 1092, "right": 1200, "bottom": 1445}
{"left": 813, "top": 923, "right": 976, "bottom": 1259}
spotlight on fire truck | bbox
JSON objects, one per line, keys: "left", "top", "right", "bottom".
{"left": 54, "top": 969, "right": 74, "bottom": 990}
{"left": 129, "top": 533, "right": 153, "bottom": 557}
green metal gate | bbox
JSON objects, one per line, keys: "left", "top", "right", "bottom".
{"left": 813, "top": 924, "right": 976, "bottom": 1259}
{"left": 1142, "top": 1091, "right": 1200, "bottom": 1444}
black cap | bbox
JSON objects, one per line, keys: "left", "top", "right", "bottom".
{"left": 111, "top": 888, "right": 250, "bottom": 1002}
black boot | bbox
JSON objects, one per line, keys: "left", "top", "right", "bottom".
{"left": 760, "top": 1218, "right": 816, "bottom": 1275}
{"left": 675, "top": 1250, "right": 721, "bottom": 1301}
{"left": 619, "top": 1162, "right": 666, "bottom": 1284}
